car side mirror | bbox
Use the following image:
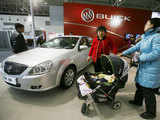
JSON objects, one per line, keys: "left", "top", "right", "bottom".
{"left": 79, "top": 45, "right": 88, "bottom": 51}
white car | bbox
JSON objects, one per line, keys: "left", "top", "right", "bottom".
{"left": 0, "top": 35, "right": 92, "bottom": 91}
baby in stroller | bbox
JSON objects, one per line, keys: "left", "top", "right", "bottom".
{"left": 89, "top": 73, "right": 115, "bottom": 83}
{"left": 77, "top": 55, "right": 129, "bottom": 114}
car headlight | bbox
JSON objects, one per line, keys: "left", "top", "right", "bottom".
{"left": 29, "top": 61, "right": 53, "bottom": 75}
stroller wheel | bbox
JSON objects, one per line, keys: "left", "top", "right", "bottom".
{"left": 81, "top": 103, "right": 90, "bottom": 115}
{"left": 112, "top": 101, "right": 121, "bottom": 110}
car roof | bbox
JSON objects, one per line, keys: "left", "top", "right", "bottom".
{"left": 56, "top": 35, "right": 91, "bottom": 38}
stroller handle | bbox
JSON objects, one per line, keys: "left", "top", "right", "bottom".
{"left": 121, "top": 54, "right": 139, "bottom": 68}
{"left": 121, "top": 54, "right": 132, "bottom": 59}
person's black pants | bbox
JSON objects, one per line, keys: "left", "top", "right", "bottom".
{"left": 134, "top": 83, "right": 156, "bottom": 116}
{"left": 93, "top": 58, "right": 102, "bottom": 72}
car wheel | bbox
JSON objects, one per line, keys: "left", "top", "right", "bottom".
{"left": 61, "top": 66, "right": 76, "bottom": 89}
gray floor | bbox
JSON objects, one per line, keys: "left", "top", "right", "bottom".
{"left": 0, "top": 61, "right": 160, "bottom": 120}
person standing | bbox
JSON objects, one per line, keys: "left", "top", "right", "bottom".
{"left": 122, "top": 18, "right": 160, "bottom": 119}
{"left": 88, "top": 26, "right": 117, "bottom": 72}
{"left": 10, "top": 23, "right": 28, "bottom": 54}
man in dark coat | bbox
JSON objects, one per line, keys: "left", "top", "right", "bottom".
{"left": 10, "top": 23, "right": 28, "bottom": 53}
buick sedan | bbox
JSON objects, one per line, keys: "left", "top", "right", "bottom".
{"left": 0, "top": 35, "right": 92, "bottom": 91}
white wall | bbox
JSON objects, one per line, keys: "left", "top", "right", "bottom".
{"left": 0, "top": 6, "right": 64, "bottom": 40}
{"left": 0, "top": 14, "right": 50, "bottom": 32}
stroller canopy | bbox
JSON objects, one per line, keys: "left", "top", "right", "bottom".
{"left": 99, "top": 55, "right": 125, "bottom": 78}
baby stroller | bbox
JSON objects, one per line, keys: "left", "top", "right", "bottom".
{"left": 77, "top": 55, "right": 129, "bottom": 115}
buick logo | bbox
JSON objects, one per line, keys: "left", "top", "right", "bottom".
{"left": 81, "top": 8, "right": 95, "bottom": 22}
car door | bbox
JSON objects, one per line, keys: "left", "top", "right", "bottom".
{"left": 77, "top": 37, "right": 92, "bottom": 69}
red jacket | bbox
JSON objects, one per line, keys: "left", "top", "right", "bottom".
{"left": 88, "top": 36, "right": 117, "bottom": 63}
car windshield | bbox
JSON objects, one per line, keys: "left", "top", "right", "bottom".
{"left": 41, "top": 37, "right": 79, "bottom": 49}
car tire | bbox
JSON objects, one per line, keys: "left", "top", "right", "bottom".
{"left": 60, "top": 66, "right": 76, "bottom": 89}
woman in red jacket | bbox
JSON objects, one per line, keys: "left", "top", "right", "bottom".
{"left": 88, "top": 26, "right": 117, "bottom": 72}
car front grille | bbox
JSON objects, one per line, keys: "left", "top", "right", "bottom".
{"left": 4, "top": 61, "right": 28, "bottom": 75}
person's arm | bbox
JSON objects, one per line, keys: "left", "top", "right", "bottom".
{"left": 122, "top": 41, "right": 141, "bottom": 55}
{"left": 10, "top": 33, "right": 17, "bottom": 50}
{"left": 10, "top": 36, "right": 15, "bottom": 49}
{"left": 139, "top": 35, "right": 160, "bottom": 62}
{"left": 21, "top": 34, "right": 28, "bottom": 50}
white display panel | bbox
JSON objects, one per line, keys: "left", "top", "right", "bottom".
{"left": 152, "top": 12, "right": 160, "bottom": 18}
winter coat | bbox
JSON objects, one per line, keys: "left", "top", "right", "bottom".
{"left": 123, "top": 28, "right": 160, "bottom": 88}
{"left": 88, "top": 36, "right": 117, "bottom": 63}
{"left": 10, "top": 31, "right": 28, "bottom": 53}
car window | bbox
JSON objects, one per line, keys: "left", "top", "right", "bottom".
{"left": 80, "top": 37, "right": 92, "bottom": 47}
{"left": 41, "top": 37, "right": 79, "bottom": 49}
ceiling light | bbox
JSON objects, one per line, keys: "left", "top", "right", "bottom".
{"left": 27, "top": 16, "right": 32, "bottom": 23}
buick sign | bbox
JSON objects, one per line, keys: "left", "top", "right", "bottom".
{"left": 81, "top": 8, "right": 131, "bottom": 23}
{"left": 81, "top": 8, "right": 95, "bottom": 22}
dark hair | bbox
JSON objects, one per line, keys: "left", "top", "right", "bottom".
{"left": 15, "top": 23, "right": 24, "bottom": 30}
{"left": 149, "top": 18, "right": 160, "bottom": 30}
{"left": 96, "top": 26, "right": 107, "bottom": 33}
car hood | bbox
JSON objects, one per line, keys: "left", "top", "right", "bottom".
{"left": 5, "top": 48, "right": 71, "bottom": 67}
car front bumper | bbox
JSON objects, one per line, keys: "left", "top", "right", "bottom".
{"left": 0, "top": 70, "right": 57, "bottom": 92}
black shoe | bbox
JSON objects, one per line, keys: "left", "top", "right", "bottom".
{"left": 140, "top": 112, "right": 156, "bottom": 119}
{"left": 128, "top": 100, "right": 142, "bottom": 106}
